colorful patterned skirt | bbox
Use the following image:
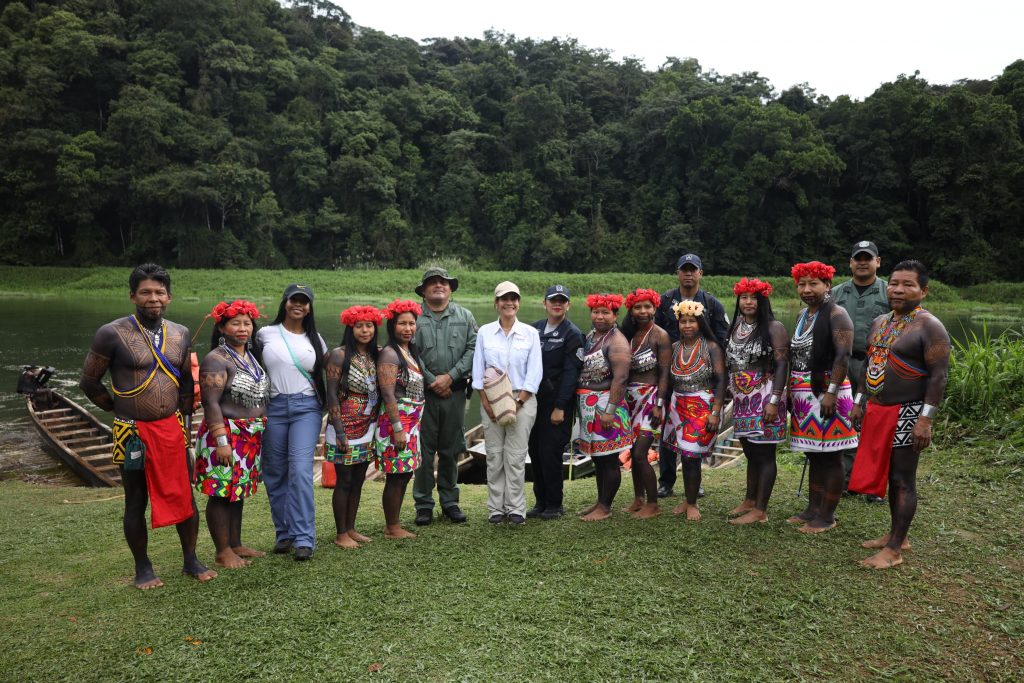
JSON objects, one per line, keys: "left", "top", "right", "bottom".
{"left": 730, "top": 371, "right": 787, "bottom": 444}
{"left": 787, "top": 371, "right": 859, "bottom": 453}
{"left": 374, "top": 398, "right": 424, "bottom": 474}
{"left": 576, "top": 388, "right": 633, "bottom": 457}
{"left": 325, "top": 392, "right": 378, "bottom": 466}
{"left": 664, "top": 389, "right": 716, "bottom": 458}
{"left": 194, "top": 417, "right": 266, "bottom": 501}
{"left": 626, "top": 382, "right": 661, "bottom": 441}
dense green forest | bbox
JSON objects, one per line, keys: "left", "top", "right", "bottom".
{"left": 1, "top": 0, "right": 1022, "bottom": 284}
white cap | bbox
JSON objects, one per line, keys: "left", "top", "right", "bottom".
{"left": 494, "top": 281, "right": 520, "bottom": 298}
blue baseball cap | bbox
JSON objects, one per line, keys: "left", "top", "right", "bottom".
{"left": 676, "top": 253, "right": 703, "bottom": 270}
{"left": 545, "top": 284, "right": 571, "bottom": 300}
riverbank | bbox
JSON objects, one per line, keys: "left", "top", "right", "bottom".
{"left": 1, "top": 265, "right": 1013, "bottom": 308}
{"left": 1, "top": 439, "right": 1021, "bottom": 681}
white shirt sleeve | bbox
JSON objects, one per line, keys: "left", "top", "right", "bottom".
{"left": 471, "top": 324, "right": 488, "bottom": 390}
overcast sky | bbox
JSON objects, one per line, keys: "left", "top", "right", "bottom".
{"left": 333, "top": 0, "right": 1022, "bottom": 100}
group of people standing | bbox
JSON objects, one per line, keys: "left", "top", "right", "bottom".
{"left": 80, "top": 244, "right": 950, "bottom": 588}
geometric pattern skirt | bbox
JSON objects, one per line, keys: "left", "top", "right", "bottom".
{"left": 787, "top": 371, "right": 858, "bottom": 453}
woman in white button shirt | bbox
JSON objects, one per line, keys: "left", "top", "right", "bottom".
{"left": 472, "top": 281, "right": 543, "bottom": 525}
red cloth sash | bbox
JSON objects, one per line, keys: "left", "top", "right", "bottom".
{"left": 136, "top": 414, "right": 194, "bottom": 529}
{"left": 848, "top": 402, "right": 900, "bottom": 497}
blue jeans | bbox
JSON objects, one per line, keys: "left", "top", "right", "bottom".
{"left": 263, "top": 393, "right": 322, "bottom": 548}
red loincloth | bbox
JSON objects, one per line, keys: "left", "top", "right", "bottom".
{"left": 848, "top": 402, "right": 900, "bottom": 498}
{"left": 136, "top": 414, "right": 194, "bottom": 529}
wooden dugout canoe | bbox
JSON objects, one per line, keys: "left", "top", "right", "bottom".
{"left": 25, "top": 391, "right": 121, "bottom": 487}
{"left": 26, "top": 389, "right": 207, "bottom": 488}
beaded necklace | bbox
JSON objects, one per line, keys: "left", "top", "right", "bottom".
{"left": 672, "top": 337, "right": 711, "bottom": 393}
{"left": 630, "top": 325, "right": 657, "bottom": 373}
{"left": 865, "top": 306, "right": 923, "bottom": 395}
{"left": 223, "top": 345, "right": 265, "bottom": 381}
{"left": 219, "top": 347, "right": 269, "bottom": 409}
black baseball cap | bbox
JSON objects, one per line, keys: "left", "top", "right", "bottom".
{"left": 545, "top": 284, "right": 571, "bottom": 300}
{"left": 851, "top": 241, "right": 879, "bottom": 258}
{"left": 676, "top": 253, "right": 703, "bottom": 270}
{"left": 282, "top": 283, "right": 314, "bottom": 303}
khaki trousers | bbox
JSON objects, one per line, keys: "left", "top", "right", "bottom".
{"left": 482, "top": 396, "right": 537, "bottom": 517}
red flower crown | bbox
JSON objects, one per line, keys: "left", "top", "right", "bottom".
{"left": 624, "top": 289, "right": 661, "bottom": 310}
{"left": 790, "top": 261, "right": 836, "bottom": 284}
{"left": 383, "top": 299, "right": 423, "bottom": 319}
{"left": 340, "top": 305, "right": 384, "bottom": 327}
{"left": 732, "top": 277, "right": 773, "bottom": 298}
{"left": 586, "top": 293, "right": 624, "bottom": 311}
{"left": 210, "top": 299, "right": 261, "bottom": 322}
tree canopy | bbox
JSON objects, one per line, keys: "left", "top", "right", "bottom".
{"left": 1, "top": 0, "right": 1022, "bottom": 285}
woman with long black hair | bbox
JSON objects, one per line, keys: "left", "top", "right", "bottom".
{"left": 374, "top": 299, "right": 426, "bottom": 539}
{"left": 325, "top": 305, "right": 383, "bottom": 549}
{"left": 787, "top": 262, "right": 858, "bottom": 534}
{"left": 576, "top": 293, "right": 632, "bottom": 522}
{"left": 724, "top": 279, "right": 789, "bottom": 525}
{"left": 618, "top": 289, "right": 671, "bottom": 519}
{"left": 256, "top": 284, "right": 327, "bottom": 561}
{"left": 662, "top": 301, "right": 726, "bottom": 522}
{"left": 194, "top": 299, "right": 269, "bottom": 568}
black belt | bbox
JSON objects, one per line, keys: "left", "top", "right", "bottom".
{"left": 851, "top": 350, "right": 866, "bottom": 361}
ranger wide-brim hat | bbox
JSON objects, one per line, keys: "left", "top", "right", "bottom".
{"left": 415, "top": 267, "right": 459, "bottom": 297}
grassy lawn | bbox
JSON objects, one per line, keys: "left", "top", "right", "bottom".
{"left": 1, "top": 445, "right": 1022, "bottom": 682}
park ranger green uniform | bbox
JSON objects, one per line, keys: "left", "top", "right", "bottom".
{"left": 413, "top": 301, "right": 477, "bottom": 513}
{"left": 831, "top": 276, "right": 889, "bottom": 482}
{"left": 832, "top": 276, "right": 890, "bottom": 392}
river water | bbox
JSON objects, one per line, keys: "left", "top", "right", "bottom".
{"left": 1, "top": 296, "right": 1017, "bottom": 483}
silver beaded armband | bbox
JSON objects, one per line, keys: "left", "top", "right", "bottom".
{"left": 826, "top": 382, "right": 839, "bottom": 395}
{"left": 854, "top": 393, "right": 865, "bottom": 406}
{"left": 768, "top": 394, "right": 781, "bottom": 406}
{"left": 215, "top": 435, "right": 229, "bottom": 448}
{"left": 921, "top": 404, "right": 939, "bottom": 419}
{"left": 392, "top": 421, "right": 404, "bottom": 432}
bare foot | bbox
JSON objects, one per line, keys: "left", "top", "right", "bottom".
{"left": 232, "top": 545, "right": 266, "bottom": 558}
{"left": 728, "top": 500, "right": 755, "bottom": 516}
{"left": 631, "top": 503, "right": 661, "bottom": 519}
{"left": 578, "top": 502, "right": 599, "bottom": 517}
{"left": 133, "top": 565, "right": 164, "bottom": 590}
{"left": 384, "top": 525, "right": 416, "bottom": 539}
{"left": 786, "top": 512, "right": 813, "bottom": 525}
{"left": 861, "top": 534, "right": 911, "bottom": 551}
{"left": 214, "top": 549, "right": 250, "bottom": 569}
{"left": 348, "top": 530, "right": 372, "bottom": 544}
{"left": 622, "top": 497, "right": 644, "bottom": 513}
{"left": 797, "top": 520, "right": 837, "bottom": 534}
{"left": 685, "top": 505, "right": 702, "bottom": 522}
{"left": 183, "top": 567, "right": 218, "bottom": 583}
{"left": 729, "top": 510, "right": 768, "bottom": 525}
{"left": 858, "top": 548, "right": 904, "bottom": 569}
{"left": 580, "top": 505, "right": 612, "bottom": 521}
{"left": 672, "top": 501, "right": 689, "bottom": 515}
{"left": 333, "top": 534, "right": 360, "bottom": 549}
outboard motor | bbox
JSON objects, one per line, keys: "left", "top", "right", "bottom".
{"left": 18, "top": 365, "right": 56, "bottom": 409}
